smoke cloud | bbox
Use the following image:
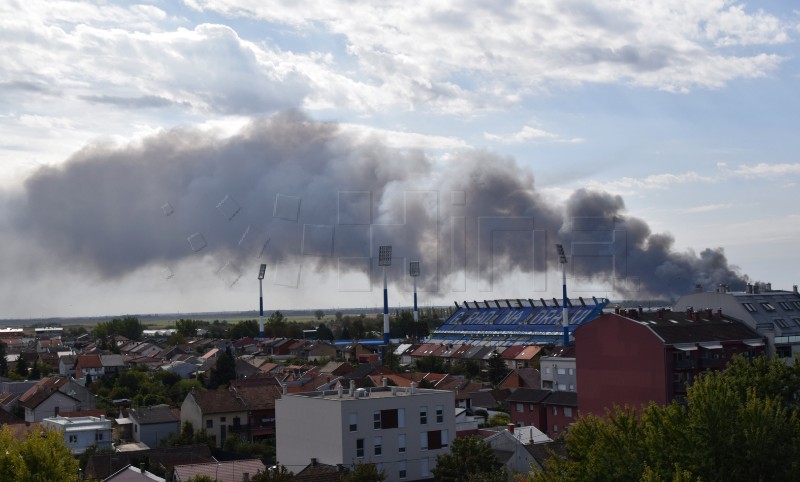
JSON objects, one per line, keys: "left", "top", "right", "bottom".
{"left": 6, "top": 111, "right": 748, "bottom": 302}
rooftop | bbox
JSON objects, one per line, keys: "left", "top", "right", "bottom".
{"left": 288, "top": 385, "right": 451, "bottom": 401}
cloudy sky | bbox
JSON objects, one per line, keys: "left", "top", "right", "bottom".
{"left": 1, "top": 1, "right": 799, "bottom": 319}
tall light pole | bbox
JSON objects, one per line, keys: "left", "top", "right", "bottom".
{"left": 379, "top": 246, "right": 392, "bottom": 345}
{"left": 258, "top": 263, "right": 266, "bottom": 339}
{"left": 409, "top": 261, "right": 420, "bottom": 323}
{"left": 556, "top": 244, "right": 569, "bottom": 346}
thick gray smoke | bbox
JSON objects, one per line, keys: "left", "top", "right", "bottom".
{"left": 8, "top": 111, "right": 748, "bottom": 299}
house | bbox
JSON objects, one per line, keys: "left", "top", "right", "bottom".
{"left": 229, "top": 382, "right": 282, "bottom": 441}
{"left": 308, "top": 341, "right": 338, "bottom": 362}
{"left": 41, "top": 415, "right": 113, "bottom": 455}
{"left": 575, "top": 307, "right": 766, "bottom": 416}
{"left": 173, "top": 459, "right": 265, "bottom": 482}
{"left": 674, "top": 284, "right": 800, "bottom": 362}
{"left": 478, "top": 426, "right": 540, "bottom": 475}
{"left": 84, "top": 444, "right": 214, "bottom": 481}
{"left": 277, "top": 382, "right": 456, "bottom": 482}
{"left": 103, "top": 464, "right": 166, "bottom": 482}
{"left": 541, "top": 391, "right": 578, "bottom": 436}
{"left": 18, "top": 376, "right": 95, "bottom": 422}
{"left": 128, "top": 404, "right": 180, "bottom": 448}
{"left": 100, "top": 354, "right": 127, "bottom": 377}
{"left": 181, "top": 388, "right": 248, "bottom": 447}
{"left": 499, "top": 367, "right": 541, "bottom": 390}
{"left": 75, "top": 354, "right": 104, "bottom": 380}
{"left": 505, "top": 388, "right": 551, "bottom": 432}
{"left": 294, "top": 459, "right": 345, "bottom": 482}
{"left": 58, "top": 354, "right": 77, "bottom": 377}
{"left": 540, "top": 346, "right": 576, "bottom": 391}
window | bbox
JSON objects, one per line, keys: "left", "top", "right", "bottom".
{"left": 793, "top": 318, "right": 800, "bottom": 327}
{"left": 761, "top": 302, "right": 776, "bottom": 312}
{"left": 398, "top": 408, "right": 405, "bottom": 428}
{"left": 420, "top": 406, "right": 428, "bottom": 425}
{"left": 349, "top": 412, "right": 357, "bottom": 432}
{"left": 544, "top": 367, "right": 551, "bottom": 374}
{"left": 778, "top": 301, "right": 793, "bottom": 311}
{"left": 220, "top": 416, "right": 226, "bottom": 423}
{"left": 775, "top": 319, "right": 790, "bottom": 329}
{"left": 742, "top": 303, "right": 757, "bottom": 312}
{"left": 425, "top": 430, "right": 443, "bottom": 450}
{"left": 374, "top": 411, "right": 382, "bottom": 429}
{"left": 569, "top": 384, "right": 575, "bottom": 391}
{"left": 558, "top": 383, "right": 567, "bottom": 391}
{"left": 516, "top": 403, "right": 523, "bottom": 413}
{"left": 568, "top": 368, "right": 574, "bottom": 375}
{"left": 421, "top": 458, "right": 430, "bottom": 477}
{"left": 564, "top": 407, "right": 573, "bottom": 417}
{"left": 436, "top": 405, "right": 443, "bottom": 423}
{"left": 233, "top": 417, "right": 240, "bottom": 428}
{"left": 442, "top": 429, "right": 449, "bottom": 448}
{"left": 134, "top": 424, "right": 138, "bottom": 433}
{"left": 206, "top": 419, "right": 213, "bottom": 429}
{"left": 399, "top": 461, "right": 407, "bottom": 479}
{"left": 420, "top": 432, "right": 428, "bottom": 451}
{"left": 552, "top": 406, "right": 558, "bottom": 416}
{"left": 794, "top": 301, "right": 800, "bottom": 310}
{"left": 95, "top": 432, "right": 104, "bottom": 441}
{"left": 398, "top": 433, "right": 406, "bottom": 453}
{"left": 553, "top": 424, "right": 559, "bottom": 432}
{"left": 557, "top": 368, "right": 566, "bottom": 375}
{"left": 529, "top": 404, "right": 535, "bottom": 412}
{"left": 374, "top": 436, "right": 382, "bottom": 456}
{"left": 356, "top": 438, "right": 364, "bottom": 458}
{"left": 68, "top": 435, "right": 77, "bottom": 443}
{"left": 378, "top": 409, "right": 399, "bottom": 429}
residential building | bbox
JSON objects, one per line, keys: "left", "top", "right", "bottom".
{"left": 41, "top": 415, "right": 113, "bottom": 455}
{"left": 181, "top": 388, "right": 248, "bottom": 447}
{"left": 506, "top": 388, "right": 551, "bottom": 432}
{"left": 540, "top": 346, "right": 576, "bottom": 391}
{"left": 173, "top": 459, "right": 265, "bottom": 482}
{"left": 575, "top": 307, "right": 766, "bottom": 416}
{"left": 277, "top": 383, "right": 456, "bottom": 482}
{"left": 674, "top": 284, "right": 800, "bottom": 362}
{"left": 18, "top": 376, "right": 95, "bottom": 422}
{"left": 103, "top": 464, "right": 166, "bottom": 482}
{"left": 128, "top": 404, "right": 180, "bottom": 448}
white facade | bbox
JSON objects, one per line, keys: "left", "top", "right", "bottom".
{"left": 540, "top": 356, "right": 577, "bottom": 392}
{"left": 277, "top": 385, "right": 456, "bottom": 482}
{"left": 42, "top": 415, "right": 113, "bottom": 455}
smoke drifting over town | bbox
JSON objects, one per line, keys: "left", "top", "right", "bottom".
{"left": 7, "top": 111, "right": 748, "bottom": 302}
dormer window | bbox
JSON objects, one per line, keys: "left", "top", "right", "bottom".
{"left": 761, "top": 303, "right": 776, "bottom": 312}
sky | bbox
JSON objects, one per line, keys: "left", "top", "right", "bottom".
{"left": 1, "top": 0, "right": 799, "bottom": 320}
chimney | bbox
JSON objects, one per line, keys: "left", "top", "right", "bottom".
{"left": 717, "top": 308, "right": 722, "bottom": 319}
{"left": 705, "top": 308, "right": 713, "bottom": 320}
{"left": 614, "top": 306, "right": 620, "bottom": 314}
{"left": 338, "top": 384, "right": 343, "bottom": 399}
{"left": 282, "top": 383, "right": 287, "bottom": 395}
{"left": 657, "top": 309, "right": 663, "bottom": 319}
{"left": 349, "top": 380, "right": 356, "bottom": 397}
{"left": 382, "top": 377, "right": 388, "bottom": 388}
{"left": 311, "top": 458, "right": 318, "bottom": 466}
{"left": 507, "top": 423, "right": 515, "bottom": 434}
{"left": 747, "top": 283, "right": 753, "bottom": 294}
{"left": 638, "top": 306, "right": 643, "bottom": 316}
{"left": 793, "top": 285, "right": 798, "bottom": 294}
{"left": 754, "top": 283, "right": 760, "bottom": 294}
{"left": 410, "top": 382, "right": 417, "bottom": 395}
{"left": 766, "top": 283, "right": 772, "bottom": 291}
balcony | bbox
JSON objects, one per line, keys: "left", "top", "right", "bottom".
{"left": 672, "top": 359, "right": 695, "bottom": 370}
{"left": 227, "top": 424, "right": 250, "bottom": 433}
{"left": 698, "top": 358, "right": 725, "bottom": 369}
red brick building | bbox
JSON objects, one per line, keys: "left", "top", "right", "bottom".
{"left": 575, "top": 307, "right": 766, "bottom": 417}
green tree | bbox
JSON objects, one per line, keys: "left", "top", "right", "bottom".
{"left": 0, "top": 425, "right": 80, "bottom": 481}
{"left": 15, "top": 356, "right": 28, "bottom": 378}
{"left": 487, "top": 350, "right": 508, "bottom": 387}
{"left": 251, "top": 464, "right": 294, "bottom": 482}
{"left": 316, "top": 323, "right": 334, "bottom": 341}
{"left": 416, "top": 354, "right": 446, "bottom": 374}
{"left": 230, "top": 319, "right": 260, "bottom": 339}
{"left": 175, "top": 319, "right": 200, "bottom": 337}
{"left": 485, "top": 412, "right": 510, "bottom": 427}
{"left": 383, "top": 344, "right": 401, "bottom": 372}
{"left": 208, "top": 347, "right": 237, "bottom": 389}
{"left": 314, "top": 309, "right": 325, "bottom": 320}
{"left": 432, "top": 435, "right": 499, "bottom": 482}
{"left": 532, "top": 355, "right": 800, "bottom": 482}
{"left": 187, "top": 475, "right": 215, "bottom": 482}
{"left": 342, "top": 463, "right": 386, "bottom": 482}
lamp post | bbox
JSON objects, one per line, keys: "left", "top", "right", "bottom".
{"left": 556, "top": 244, "right": 569, "bottom": 346}
{"left": 258, "top": 263, "right": 266, "bottom": 339}
{"left": 409, "top": 261, "right": 420, "bottom": 323}
{"left": 379, "top": 246, "right": 392, "bottom": 344}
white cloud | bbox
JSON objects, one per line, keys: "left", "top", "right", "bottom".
{"left": 720, "top": 162, "right": 800, "bottom": 178}
{"left": 587, "top": 171, "right": 717, "bottom": 193}
{"left": 339, "top": 123, "right": 471, "bottom": 150}
{"left": 484, "top": 125, "right": 575, "bottom": 144}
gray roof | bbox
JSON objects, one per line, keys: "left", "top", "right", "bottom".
{"left": 128, "top": 404, "right": 179, "bottom": 425}
{"left": 506, "top": 388, "right": 551, "bottom": 404}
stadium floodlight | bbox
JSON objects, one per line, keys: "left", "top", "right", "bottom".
{"left": 258, "top": 263, "right": 267, "bottom": 339}
{"left": 556, "top": 244, "right": 567, "bottom": 264}
{"left": 555, "top": 244, "right": 569, "bottom": 345}
{"left": 409, "top": 261, "right": 420, "bottom": 325}
{"left": 379, "top": 246, "right": 392, "bottom": 266}
{"left": 379, "top": 246, "right": 392, "bottom": 344}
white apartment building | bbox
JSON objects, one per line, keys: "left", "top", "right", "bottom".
{"left": 276, "top": 383, "right": 455, "bottom": 482}
{"left": 540, "top": 346, "right": 577, "bottom": 392}
{"left": 41, "top": 415, "right": 113, "bottom": 455}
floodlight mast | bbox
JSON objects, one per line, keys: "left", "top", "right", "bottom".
{"left": 379, "top": 246, "right": 392, "bottom": 344}
{"left": 556, "top": 244, "right": 569, "bottom": 346}
{"left": 258, "top": 264, "right": 267, "bottom": 339}
{"left": 410, "top": 262, "right": 420, "bottom": 323}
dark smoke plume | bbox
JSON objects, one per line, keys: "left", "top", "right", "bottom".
{"left": 8, "top": 111, "right": 748, "bottom": 299}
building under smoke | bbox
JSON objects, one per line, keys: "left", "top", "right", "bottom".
{"left": 428, "top": 297, "right": 608, "bottom": 346}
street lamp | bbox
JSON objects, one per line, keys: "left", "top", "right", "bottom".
{"left": 379, "top": 246, "right": 392, "bottom": 344}
{"left": 555, "top": 244, "right": 569, "bottom": 346}
{"left": 258, "top": 263, "right": 267, "bottom": 339}
{"left": 409, "top": 261, "right": 420, "bottom": 323}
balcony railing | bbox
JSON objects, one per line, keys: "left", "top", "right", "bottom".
{"left": 672, "top": 359, "right": 695, "bottom": 370}
{"left": 699, "top": 358, "right": 725, "bottom": 369}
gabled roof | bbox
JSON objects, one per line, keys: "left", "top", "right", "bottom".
{"left": 542, "top": 390, "right": 577, "bottom": 407}
{"left": 294, "top": 460, "right": 344, "bottom": 482}
{"left": 231, "top": 385, "right": 282, "bottom": 411}
{"left": 75, "top": 354, "right": 103, "bottom": 369}
{"left": 18, "top": 376, "right": 79, "bottom": 409}
{"left": 100, "top": 354, "right": 126, "bottom": 367}
{"left": 505, "top": 387, "right": 552, "bottom": 404}
{"left": 188, "top": 388, "right": 247, "bottom": 415}
{"left": 499, "top": 345, "right": 525, "bottom": 360}
{"left": 173, "top": 459, "right": 265, "bottom": 482}
{"left": 129, "top": 404, "right": 180, "bottom": 425}
{"left": 514, "top": 345, "right": 542, "bottom": 360}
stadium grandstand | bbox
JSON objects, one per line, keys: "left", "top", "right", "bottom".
{"left": 427, "top": 296, "right": 609, "bottom": 346}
